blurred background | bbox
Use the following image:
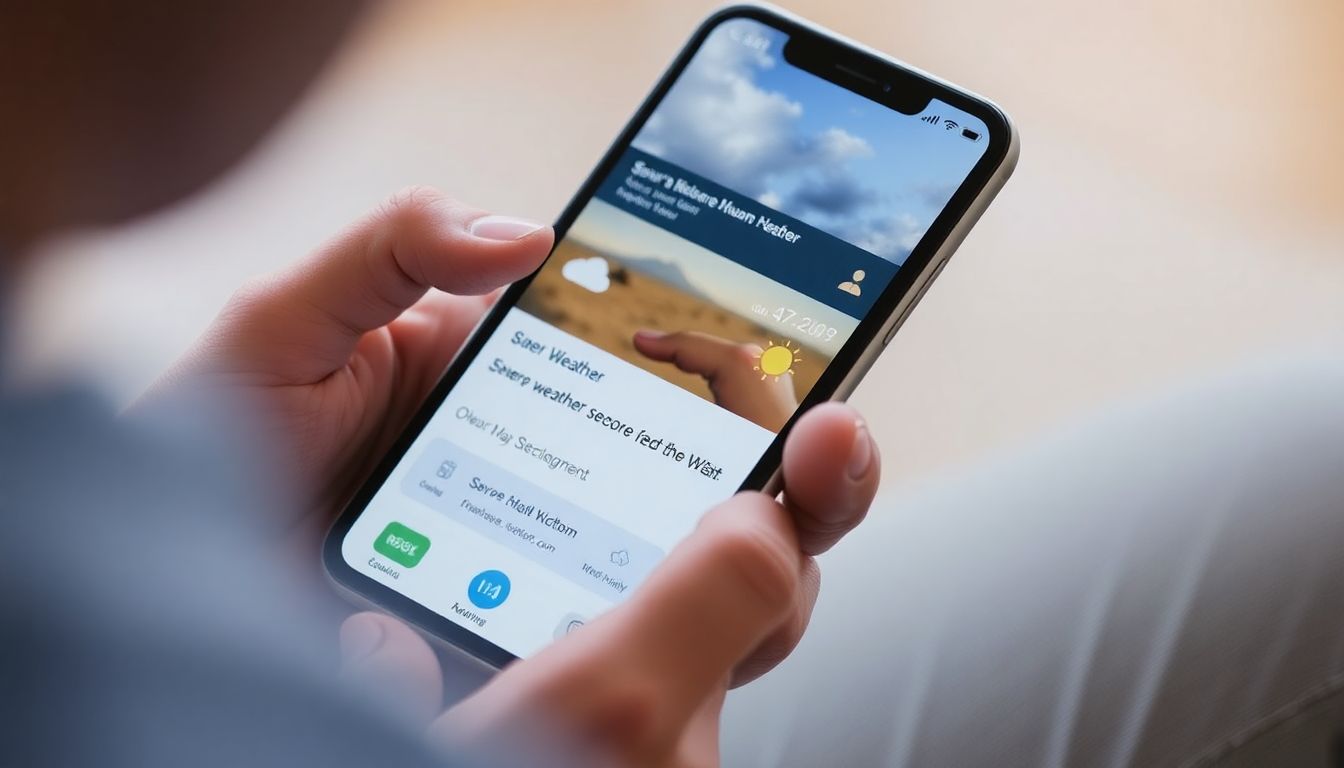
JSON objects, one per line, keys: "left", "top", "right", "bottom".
{"left": 15, "top": 0, "right": 1344, "bottom": 486}
{"left": 12, "top": 0, "right": 1343, "bottom": 762}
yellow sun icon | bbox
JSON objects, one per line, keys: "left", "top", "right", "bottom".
{"left": 755, "top": 339, "right": 801, "bottom": 380}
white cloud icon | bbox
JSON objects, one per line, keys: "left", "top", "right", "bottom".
{"left": 562, "top": 256, "right": 611, "bottom": 293}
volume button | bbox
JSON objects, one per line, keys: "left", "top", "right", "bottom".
{"left": 883, "top": 258, "right": 947, "bottom": 346}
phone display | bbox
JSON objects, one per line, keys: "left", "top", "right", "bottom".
{"left": 326, "top": 9, "right": 1014, "bottom": 666}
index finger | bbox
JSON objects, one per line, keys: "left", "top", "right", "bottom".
{"left": 218, "top": 187, "right": 552, "bottom": 383}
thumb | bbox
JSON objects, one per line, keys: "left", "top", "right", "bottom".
{"left": 205, "top": 186, "right": 552, "bottom": 384}
{"left": 434, "top": 493, "right": 800, "bottom": 765}
{"left": 339, "top": 612, "right": 444, "bottom": 727}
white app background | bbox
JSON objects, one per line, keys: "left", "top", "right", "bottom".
{"left": 343, "top": 308, "right": 774, "bottom": 657}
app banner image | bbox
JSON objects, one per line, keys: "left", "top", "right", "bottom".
{"left": 519, "top": 199, "right": 854, "bottom": 432}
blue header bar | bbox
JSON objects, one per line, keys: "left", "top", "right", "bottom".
{"left": 594, "top": 148, "right": 897, "bottom": 319}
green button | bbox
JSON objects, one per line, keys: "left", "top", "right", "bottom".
{"left": 374, "top": 522, "right": 430, "bottom": 568}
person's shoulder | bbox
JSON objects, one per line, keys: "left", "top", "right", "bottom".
{"left": 0, "top": 383, "right": 459, "bottom": 766}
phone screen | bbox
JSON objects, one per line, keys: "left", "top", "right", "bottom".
{"left": 334, "top": 15, "right": 999, "bottom": 661}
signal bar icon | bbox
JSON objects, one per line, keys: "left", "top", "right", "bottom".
{"left": 921, "top": 114, "right": 983, "bottom": 142}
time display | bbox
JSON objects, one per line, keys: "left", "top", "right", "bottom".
{"left": 750, "top": 304, "right": 839, "bottom": 343}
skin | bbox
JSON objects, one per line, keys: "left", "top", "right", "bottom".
{"left": 633, "top": 329, "right": 801, "bottom": 432}
{"left": 153, "top": 188, "right": 881, "bottom": 765}
{"left": 3, "top": 5, "right": 882, "bottom": 766}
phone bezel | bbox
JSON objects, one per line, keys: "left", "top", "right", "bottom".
{"left": 323, "top": 3, "right": 1015, "bottom": 670}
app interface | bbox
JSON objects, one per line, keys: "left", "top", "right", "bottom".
{"left": 342, "top": 18, "right": 990, "bottom": 657}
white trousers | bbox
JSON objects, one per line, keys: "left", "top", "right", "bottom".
{"left": 723, "top": 355, "right": 1344, "bottom": 767}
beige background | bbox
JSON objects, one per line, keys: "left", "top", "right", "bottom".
{"left": 15, "top": 0, "right": 1344, "bottom": 490}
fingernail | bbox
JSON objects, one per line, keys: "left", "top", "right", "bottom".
{"left": 341, "top": 615, "right": 385, "bottom": 664}
{"left": 469, "top": 214, "right": 544, "bottom": 241}
{"left": 846, "top": 419, "right": 873, "bottom": 480}
{"left": 633, "top": 329, "right": 666, "bottom": 342}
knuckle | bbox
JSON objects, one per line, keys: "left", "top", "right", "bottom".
{"left": 219, "top": 274, "right": 280, "bottom": 322}
{"left": 731, "top": 622, "right": 803, "bottom": 687}
{"left": 379, "top": 185, "right": 450, "bottom": 226}
{"left": 730, "top": 343, "right": 762, "bottom": 367}
{"left": 705, "top": 512, "right": 799, "bottom": 613}
{"left": 590, "top": 680, "right": 666, "bottom": 758}
{"left": 387, "top": 184, "right": 446, "bottom": 210}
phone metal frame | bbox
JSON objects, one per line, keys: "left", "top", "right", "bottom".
{"left": 323, "top": 2, "right": 1020, "bottom": 671}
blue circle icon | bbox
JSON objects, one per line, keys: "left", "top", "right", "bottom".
{"left": 467, "top": 569, "right": 511, "bottom": 610}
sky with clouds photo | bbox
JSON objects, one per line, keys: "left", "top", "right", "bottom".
{"left": 632, "top": 18, "right": 988, "bottom": 264}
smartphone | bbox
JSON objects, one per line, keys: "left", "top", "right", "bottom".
{"left": 324, "top": 4, "right": 1018, "bottom": 669}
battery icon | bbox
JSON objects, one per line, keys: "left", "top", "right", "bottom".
{"left": 961, "top": 127, "right": 981, "bottom": 142}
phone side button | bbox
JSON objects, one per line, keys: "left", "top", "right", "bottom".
{"left": 883, "top": 259, "right": 946, "bottom": 346}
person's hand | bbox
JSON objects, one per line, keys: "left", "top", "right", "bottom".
{"left": 633, "top": 330, "right": 799, "bottom": 432}
{"left": 141, "top": 188, "right": 552, "bottom": 541}
{"left": 340, "top": 401, "right": 880, "bottom": 767}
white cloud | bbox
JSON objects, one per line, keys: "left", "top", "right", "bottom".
{"left": 561, "top": 256, "right": 611, "bottom": 293}
{"left": 848, "top": 213, "right": 924, "bottom": 260}
{"left": 816, "top": 127, "right": 873, "bottom": 160}
{"left": 630, "top": 21, "right": 927, "bottom": 263}
{"left": 633, "top": 25, "right": 805, "bottom": 198}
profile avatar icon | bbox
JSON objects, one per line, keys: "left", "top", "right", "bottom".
{"left": 838, "top": 269, "right": 865, "bottom": 297}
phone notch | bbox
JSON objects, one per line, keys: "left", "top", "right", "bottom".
{"left": 782, "top": 34, "right": 930, "bottom": 115}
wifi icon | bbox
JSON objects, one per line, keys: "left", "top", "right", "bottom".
{"left": 920, "top": 114, "right": 941, "bottom": 124}
{"left": 943, "top": 119, "right": 959, "bottom": 131}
